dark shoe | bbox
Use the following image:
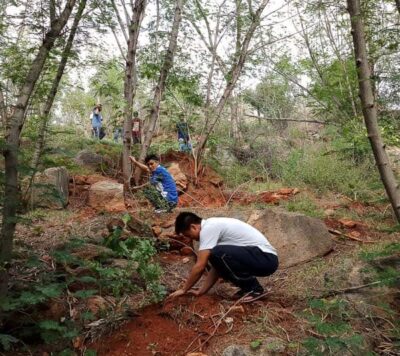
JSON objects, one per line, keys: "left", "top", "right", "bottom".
{"left": 241, "top": 289, "right": 269, "bottom": 303}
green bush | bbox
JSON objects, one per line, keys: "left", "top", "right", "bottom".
{"left": 272, "top": 148, "right": 381, "bottom": 201}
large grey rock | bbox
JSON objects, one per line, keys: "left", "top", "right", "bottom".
{"left": 31, "top": 167, "right": 69, "bottom": 209}
{"left": 88, "top": 180, "right": 125, "bottom": 212}
{"left": 194, "top": 207, "right": 334, "bottom": 268}
{"left": 247, "top": 208, "right": 334, "bottom": 268}
{"left": 75, "top": 150, "right": 104, "bottom": 167}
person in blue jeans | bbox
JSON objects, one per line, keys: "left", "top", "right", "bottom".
{"left": 129, "top": 154, "right": 178, "bottom": 213}
{"left": 169, "top": 212, "right": 279, "bottom": 303}
{"left": 91, "top": 104, "right": 103, "bottom": 139}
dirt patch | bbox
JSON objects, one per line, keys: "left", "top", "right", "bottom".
{"left": 90, "top": 293, "right": 299, "bottom": 356}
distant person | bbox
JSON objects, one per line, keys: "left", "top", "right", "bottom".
{"left": 91, "top": 104, "right": 103, "bottom": 139}
{"left": 112, "top": 116, "right": 124, "bottom": 143}
{"left": 176, "top": 116, "right": 191, "bottom": 152}
{"left": 169, "top": 212, "right": 278, "bottom": 303}
{"left": 132, "top": 111, "right": 142, "bottom": 144}
{"left": 129, "top": 154, "right": 178, "bottom": 213}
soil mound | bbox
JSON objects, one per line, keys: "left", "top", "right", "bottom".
{"left": 161, "top": 151, "right": 226, "bottom": 208}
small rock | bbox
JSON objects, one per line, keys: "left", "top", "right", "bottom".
{"left": 261, "top": 337, "right": 286, "bottom": 354}
{"left": 88, "top": 180, "right": 125, "bottom": 212}
{"left": 324, "top": 209, "right": 335, "bottom": 217}
{"left": 349, "top": 231, "right": 361, "bottom": 238}
{"left": 338, "top": 219, "right": 357, "bottom": 228}
{"left": 86, "top": 296, "right": 108, "bottom": 315}
{"left": 168, "top": 162, "right": 188, "bottom": 191}
{"left": 182, "top": 257, "right": 190, "bottom": 264}
{"left": 222, "top": 345, "right": 248, "bottom": 356}
{"left": 152, "top": 226, "right": 162, "bottom": 237}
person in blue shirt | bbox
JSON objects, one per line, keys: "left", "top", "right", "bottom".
{"left": 91, "top": 104, "right": 103, "bottom": 139}
{"left": 129, "top": 154, "right": 178, "bottom": 213}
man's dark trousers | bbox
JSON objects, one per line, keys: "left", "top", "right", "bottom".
{"left": 209, "top": 245, "right": 278, "bottom": 293}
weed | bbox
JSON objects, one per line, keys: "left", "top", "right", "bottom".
{"left": 282, "top": 194, "right": 324, "bottom": 218}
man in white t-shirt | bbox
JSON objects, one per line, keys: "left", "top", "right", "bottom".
{"left": 169, "top": 212, "right": 279, "bottom": 302}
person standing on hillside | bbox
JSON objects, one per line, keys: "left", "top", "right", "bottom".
{"left": 129, "top": 154, "right": 178, "bottom": 213}
{"left": 91, "top": 104, "right": 103, "bottom": 139}
{"left": 169, "top": 212, "right": 278, "bottom": 302}
{"left": 176, "top": 115, "right": 191, "bottom": 152}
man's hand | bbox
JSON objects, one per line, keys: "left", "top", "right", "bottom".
{"left": 129, "top": 156, "right": 137, "bottom": 163}
{"left": 168, "top": 288, "right": 186, "bottom": 299}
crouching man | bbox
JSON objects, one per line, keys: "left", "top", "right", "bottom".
{"left": 169, "top": 212, "right": 278, "bottom": 303}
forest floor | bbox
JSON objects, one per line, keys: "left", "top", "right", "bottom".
{"left": 6, "top": 150, "right": 400, "bottom": 356}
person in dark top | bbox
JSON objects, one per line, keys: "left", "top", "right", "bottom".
{"left": 129, "top": 154, "right": 178, "bottom": 213}
{"left": 176, "top": 116, "right": 192, "bottom": 152}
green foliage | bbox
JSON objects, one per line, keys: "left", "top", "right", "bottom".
{"left": 250, "top": 339, "right": 262, "bottom": 350}
{"left": 0, "top": 334, "right": 19, "bottom": 351}
{"left": 272, "top": 148, "right": 381, "bottom": 201}
{"left": 301, "top": 298, "right": 366, "bottom": 354}
{"left": 283, "top": 195, "right": 324, "bottom": 218}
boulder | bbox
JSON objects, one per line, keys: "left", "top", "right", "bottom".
{"left": 246, "top": 208, "right": 334, "bottom": 268}
{"left": 31, "top": 167, "right": 69, "bottom": 209}
{"left": 75, "top": 150, "right": 104, "bottom": 168}
{"left": 168, "top": 162, "right": 188, "bottom": 191}
{"left": 88, "top": 180, "right": 125, "bottom": 212}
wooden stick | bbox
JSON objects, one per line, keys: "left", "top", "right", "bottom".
{"left": 328, "top": 228, "right": 375, "bottom": 243}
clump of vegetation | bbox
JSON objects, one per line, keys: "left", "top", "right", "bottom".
{"left": 0, "top": 214, "right": 165, "bottom": 353}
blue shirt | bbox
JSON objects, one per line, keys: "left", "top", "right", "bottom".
{"left": 92, "top": 111, "right": 102, "bottom": 128}
{"left": 150, "top": 165, "right": 178, "bottom": 203}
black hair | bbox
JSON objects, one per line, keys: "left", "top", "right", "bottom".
{"left": 144, "top": 154, "right": 159, "bottom": 163}
{"left": 175, "top": 212, "right": 202, "bottom": 234}
{"left": 133, "top": 111, "right": 139, "bottom": 117}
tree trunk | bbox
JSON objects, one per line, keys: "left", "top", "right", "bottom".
{"left": 395, "top": 0, "right": 400, "bottom": 16}
{"left": 133, "top": 0, "right": 185, "bottom": 184}
{"left": 30, "top": 0, "right": 87, "bottom": 175}
{"left": 0, "top": 0, "right": 77, "bottom": 299}
{"left": 122, "top": 0, "right": 147, "bottom": 192}
{"left": 347, "top": 0, "right": 400, "bottom": 222}
{"left": 195, "top": 0, "right": 269, "bottom": 164}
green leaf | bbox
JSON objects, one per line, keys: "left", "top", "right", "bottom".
{"left": 0, "top": 334, "right": 19, "bottom": 351}
{"left": 122, "top": 213, "right": 131, "bottom": 224}
{"left": 37, "top": 283, "right": 64, "bottom": 298}
{"left": 38, "top": 320, "right": 65, "bottom": 331}
{"left": 73, "top": 289, "right": 98, "bottom": 299}
{"left": 250, "top": 339, "right": 262, "bottom": 349}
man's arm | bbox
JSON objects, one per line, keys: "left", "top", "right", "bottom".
{"left": 169, "top": 250, "right": 211, "bottom": 298}
{"left": 129, "top": 156, "right": 150, "bottom": 173}
{"left": 194, "top": 266, "right": 219, "bottom": 296}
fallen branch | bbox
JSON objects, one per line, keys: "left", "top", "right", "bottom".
{"left": 314, "top": 277, "right": 400, "bottom": 298}
{"left": 328, "top": 228, "right": 375, "bottom": 243}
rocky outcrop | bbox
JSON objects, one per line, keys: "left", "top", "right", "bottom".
{"left": 168, "top": 162, "right": 188, "bottom": 191}
{"left": 31, "top": 167, "right": 69, "bottom": 209}
{"left": 88, "top": 180, "right": 125, "bottom": 212}
{"left": 75, "top": 150, "right": 104, "bottom": 168}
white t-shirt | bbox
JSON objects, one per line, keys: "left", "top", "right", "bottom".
{"left": 199, "top": 217, "right": 277, "bottom": 256}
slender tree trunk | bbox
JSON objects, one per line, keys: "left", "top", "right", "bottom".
{"left": 122, "top": 0, "right": 147, "bottom": 191}
{"left": 395, "top": 0, "right": 400, "bottom": 16}
{"left": 195, "top": 0, "right": 269, "bottom": 164}
{"left": 0, "top": 0, "right": 77, "bottom": 299}
{"left": 31, "top": 0, "right": 87, "bottom": 175}
{"left": 347, "top": 0, "right": 400, "bottom": 222}
{"left": 134, "top": 0, "right": 185, "bottom": 183}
